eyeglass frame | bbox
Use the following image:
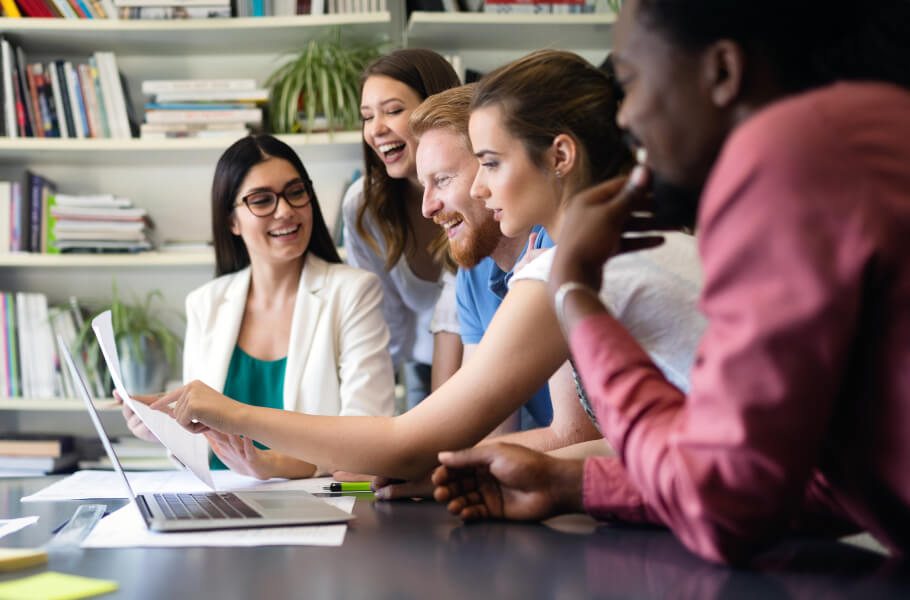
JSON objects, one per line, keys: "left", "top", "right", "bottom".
{"left": 233, "top": 179, "right": 314, "bottom": 218}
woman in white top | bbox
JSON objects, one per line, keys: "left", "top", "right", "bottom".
{"left": 121, "top": 135, "right": 395, "bottom": 478}
{"left": 343, "top": 49, "right": 462, "bottom": 409}
{"left": 139, "top": 51, "right": 704, "bottom": 485}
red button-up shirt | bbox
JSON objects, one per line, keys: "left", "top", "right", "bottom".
{"left": 574, "top": 82, "right": 910, "bottom": 564}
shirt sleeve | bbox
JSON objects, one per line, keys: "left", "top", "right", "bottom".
{"left": 571, "top": 115, "right": 866, "bottom": 564}
{"left": 430, "top": 271, "right": 459, "bottom": 335}
{"left": 342, "top": 180, "right": 412, "bottom": 369}
{"left": 455, "top": 268, "right": 486, "bottom": 345}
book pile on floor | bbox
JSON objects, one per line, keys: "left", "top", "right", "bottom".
{"left": 141, "top": 78, "right": 265, "bottom": 140}
{"left": 0, "top": 434, "right": 78, "bottom": 476}
{"left": 50, "top": 193, "right": 152, "bottom": 253}
{"left": 0, "top": 37, "right": 136, "bottom": 139}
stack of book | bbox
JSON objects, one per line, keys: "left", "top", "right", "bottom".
{"left": 78, "top": 437, "right": 173, "bottom": 471}
{"left": 141, "top": 78, "right": 265, "bottom": 140}
{"left": 0, "top": 174, "right": 153, "bottom": 254}
{"left": 49, "top": 193, "right": 152, "bottom": 253}
{"left": 0, "top": 434, "right": 78, "bottom": 476}
{"left": 114, "top": 0, "right": 230, "bottom": 20}
{"left": 0, "top": 293, "right": 107, "bottom": 400}
{"left": 0, "top": 37, "right": 136, "bottom": 139}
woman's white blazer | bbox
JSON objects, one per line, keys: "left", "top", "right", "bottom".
{"left": 182, "top": 253, "right": 395, "bottom": 418}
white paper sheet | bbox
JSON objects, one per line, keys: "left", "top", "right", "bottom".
{"left": 81, "top": 496, "right": 354, "bottom": 548}
{"left": 92, "top": 311, "right": 214, "bottom": 489}
{"left": 21, "top": 471, "right": 336, "bottom": 502}
{"left": 0, "top": 516, "right": 39, "bottom": 539}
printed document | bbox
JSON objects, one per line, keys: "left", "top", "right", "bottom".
{"left": 92, "top": 311, "right": 214, "bottom": 488}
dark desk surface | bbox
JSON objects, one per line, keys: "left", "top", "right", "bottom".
{"left": 1, "top": 477, "right": 908, "bottom": 599}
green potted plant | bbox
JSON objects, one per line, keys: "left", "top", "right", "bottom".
{"left": 266, "top": 28, "right": 383, "bottom": 135}
{"left": 76, "top": 284, "right": 182, "bottom": 396}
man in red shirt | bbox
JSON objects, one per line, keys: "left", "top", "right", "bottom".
{"left": 432, "top": 0, "right": 910, "bottom": 564}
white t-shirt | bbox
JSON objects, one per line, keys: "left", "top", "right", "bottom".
{"left": 510, "top": 232, "right": 705, "bottom": 392}
{"left": 342, "top": 177, "right": 443, "bottom": 367}
{"left": 430, "top": 270, "right": 459, "bottom": 335}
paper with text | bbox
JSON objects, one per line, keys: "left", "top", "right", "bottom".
{"left": 21, "top": 471, "right": 335, "bottom": 502}
{"left": 81, "top": 495, "right": 354, "bottom": 548}
{"left": 92, "top": 311, "right": 214, "bottom": 489}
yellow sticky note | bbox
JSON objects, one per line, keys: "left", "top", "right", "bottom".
{"left": 0, "top": 571, "right": 118, "bottom": 600}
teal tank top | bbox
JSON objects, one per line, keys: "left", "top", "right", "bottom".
{"left": 210, "top": 345, "right": 287, "bottom": 470}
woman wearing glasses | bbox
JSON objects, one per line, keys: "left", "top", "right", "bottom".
{"left": 121, "top": 135, "right": 395, "bottom": 478}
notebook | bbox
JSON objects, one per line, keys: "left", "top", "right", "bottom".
{"left": 60, "top": 339, "right": 354, "bottom": 532}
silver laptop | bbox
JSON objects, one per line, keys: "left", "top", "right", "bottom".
{"left": 60, "top": 338, "right": 354, "bottom": 532}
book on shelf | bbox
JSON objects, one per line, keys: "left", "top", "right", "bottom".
{"left": 0, "top": 39, "right": 134, "bottom": 138}
{"left": 118, "top": 5, "right": 231, "bottom": 17}
{"left": 0, "top": 433, "right": 75, "bottom": 458}
{"left": 141, "top": 79, "right": 257, "bottom": 94}
{"left": 144, "top": 107, "right": 262, "bottom": 124}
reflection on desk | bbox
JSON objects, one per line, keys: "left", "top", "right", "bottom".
{"left": 1, "top": 477, "right": 908, "bottom": 599}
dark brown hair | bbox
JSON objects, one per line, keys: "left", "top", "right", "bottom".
{"left": 356, "top": 48, "right": 461, "bottom": 270}
{"left": 472, "top": 50, "right": 632, "bottom": 188}
{"left": 211, "top": 135, "right": 340, "bottom": 277}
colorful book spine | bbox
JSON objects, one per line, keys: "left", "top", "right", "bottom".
{"left": 7, "top": 293, "right": 18, "bottom": 396}
{"left": 0, "top": 0, "right": 22, "bottom": 17}
{"left": 25, "top": 64, "right": 44, "bottom": 138}
{"left": 88, "top": 58, "right": 110, "bottom": 138}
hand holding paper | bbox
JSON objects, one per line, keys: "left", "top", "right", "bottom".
{"left": 137, "top": 380, "right": 248, "bottom": 436}
{"left": 92, "top": 311, "right": 214, "bottom": 489}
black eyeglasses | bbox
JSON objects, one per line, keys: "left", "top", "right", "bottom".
{"left": 235, "top": 181, "right": 312, "bottom": 217}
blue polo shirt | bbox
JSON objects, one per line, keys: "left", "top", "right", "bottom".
{"left": 455, "top": 226, "right": 555, "bottom": 427}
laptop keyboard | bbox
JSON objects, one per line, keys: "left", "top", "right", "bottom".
{"left": 152, "top": 492, "right": 262, "bottom": 520}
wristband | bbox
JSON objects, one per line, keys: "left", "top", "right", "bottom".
{"left": 553, "top": 281, "right": 600, "bottom": 336}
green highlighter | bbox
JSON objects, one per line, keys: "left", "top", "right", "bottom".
{"left": 324, "top": 481, "right": 372, "bottom": 492}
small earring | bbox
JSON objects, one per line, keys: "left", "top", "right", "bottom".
{"left": 555, "top": 170, "right": 562, "bottom": 179}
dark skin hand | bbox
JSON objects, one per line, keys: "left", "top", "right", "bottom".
{"left": 431, "top": 443, "right": 586, "bottom": 522}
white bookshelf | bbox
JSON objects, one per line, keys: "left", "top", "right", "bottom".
{"left": 406, "top": 12, "right": 617, "bottom": 52}
{"left": 0, "top": 251, "right": 214, "bottom": 267}
{"left": 0, "top": 132, "right": 363, "bottom": 166}
{"left": 0, "top": 14, "right": 392, "bottom": 56}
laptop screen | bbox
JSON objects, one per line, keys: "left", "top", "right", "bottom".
{"left": 59, "top": 336, "right": 141, "bottom": 507}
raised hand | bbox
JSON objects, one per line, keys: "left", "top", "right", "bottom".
{"left": 431, "top": 443, "right": 585, "bottom": 522}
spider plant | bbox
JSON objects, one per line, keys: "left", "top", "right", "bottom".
{"left": 75, "top": 283, "right": 182, "bottom": 374}
{"left": 266, "top": 28, "right": 383, "bottom": 136}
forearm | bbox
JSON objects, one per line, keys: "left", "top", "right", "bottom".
{"left": 268, "top": 452, "right": 318, "bottom": 479}
{"left": 547, "top": 438, "right": 614, "bottom": 460}
{"left": 547, "top": 456, "right": 587, "bottom": 515}
{"left": 233, "top": 404, "right": 436, "bottom": 479}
